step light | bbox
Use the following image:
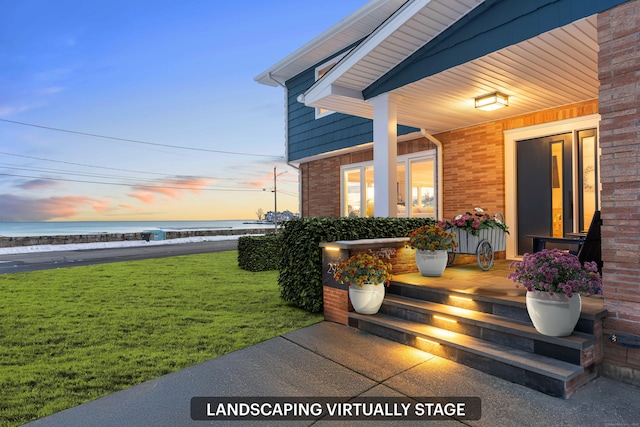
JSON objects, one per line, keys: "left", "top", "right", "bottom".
{"left": 433, "top": 315, "right": 457, "bottom": 324}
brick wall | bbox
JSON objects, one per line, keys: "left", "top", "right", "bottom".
{"left": 301, "top": 101, "right": 597, "bottom": 221}
{"left": 301, "top": 151, "right": 373, "bottom": 217}
{"left": 436, "top": 122, "right": 505, "bottom": 219}
{"left": 598, "top": 0, "right": 640, "bottom": 386}
{"left": 323, "top": 286, "right": 350, "bottom": 325}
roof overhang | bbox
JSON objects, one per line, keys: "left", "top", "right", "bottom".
{"left": 254, "top": 0, "right": 408, "bottom": 87}
{"left": 307, "top": 14, "right": 599, "bottom": 134}
{"left": 257, "top": 0, "right": 601, "bottom": 136}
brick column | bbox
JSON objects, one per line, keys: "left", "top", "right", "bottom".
{"left": 598, "top": 0, "right": 640, "bottom": 386}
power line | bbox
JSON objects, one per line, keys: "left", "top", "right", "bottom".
{"left": 0, "top": 163, "right": 274, "bottom": 191}
{"left": 0, "top": 151, "right": 169, "bottom": 176}
{"left": 0, "top": 172, "right": 266, "bottom": 192}
{"left": 0, "top": 151, "right": 299, "bottom": 186}
{"left": 0, "top": 118, "right": 283, "bottom": 159}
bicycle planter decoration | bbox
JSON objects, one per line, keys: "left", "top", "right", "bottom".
{"left": 439, "top": 209, "right": 508, "bottom": 271}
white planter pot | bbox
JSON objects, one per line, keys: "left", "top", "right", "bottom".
{"left": 415, "top": 249, "right": 448, "bottom": 277}
{"left": 348, "top": 282, "right": 385, "bottom": 314}
{"left": 526, "top": 291, "right": 582, "bottom": 337}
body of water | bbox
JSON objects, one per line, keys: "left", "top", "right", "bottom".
{"left": 0, "top": 220, "right": 277, "bottom": 237}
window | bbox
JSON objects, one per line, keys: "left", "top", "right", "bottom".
{"left": 314, "top": 53, "right": 347, "bottom": 119}
{"left": 341, "top": 152, "right": 437, "bottom": 218}
{"left": 407, "top": 157, "right": 436, "bottom": 218}
{"left": 342, "top": 165, "right": 374, "bottom": 217}
{"left": 577, "top": 129, "right": 598, "bottom": 232}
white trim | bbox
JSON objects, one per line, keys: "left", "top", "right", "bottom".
{"left": 304, "top": 0, "right": 430, "bottom": 106}
{"left": 255, "top": 0, "right": 404, "bottom": 86}
{"left": 314, "top": 52, "right": 349, "bottom": 119}
{"left": 291, "top": 131, "right": 424, "bottom": 165}
{"left": 504, "top": 114, "right": 601, "bottom": 259}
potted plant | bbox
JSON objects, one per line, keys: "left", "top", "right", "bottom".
{"left": 333, "top": 253, "right": 392, "bottom": 314}
{"left": 406, "top": 224, "right": 457, "bottom": 276}
{"left": 508, "top": 248, "right": 602, "bottom": 336}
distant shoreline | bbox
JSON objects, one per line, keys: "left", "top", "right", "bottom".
{"left": 0, "top": 227, "right": 274, "bottom": 248}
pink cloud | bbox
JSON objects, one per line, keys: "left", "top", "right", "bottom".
{"left": 0, "top": 194, "right": 111, "bottom": 221}
{"left": 131, "top": 177, "right": 214, "bottom": 201}
{"left": 128, "top": 192, "right": 156, "bottom": 204}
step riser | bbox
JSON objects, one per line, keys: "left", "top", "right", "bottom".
{"left": 351, "top": 316, "right": 575, "bottom": 398}
{"left": 379, "top": 303, "right": 586, "bottom": 365}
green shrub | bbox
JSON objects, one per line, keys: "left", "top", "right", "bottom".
{"left": 238, "top": 234, "right": 281, "bottom": 271}
{"left": 278, "top": 217, "right": 435, "bottom": 312}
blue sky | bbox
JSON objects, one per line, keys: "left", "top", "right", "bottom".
{"left": 0, "top": 0, "right": 368, "bottom": 221}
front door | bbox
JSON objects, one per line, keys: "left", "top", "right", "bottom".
{"left": 516, "top": 133, "right": 573, "bottom": 254}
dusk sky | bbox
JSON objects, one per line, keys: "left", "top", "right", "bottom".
{"left": 0, "top": 0, "right": 367, "bottom": 222}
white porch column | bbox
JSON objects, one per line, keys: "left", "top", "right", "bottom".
{"left": 370, "top": 93, "right": 398, "bottom": 217}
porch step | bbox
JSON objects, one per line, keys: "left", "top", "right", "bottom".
{"left": 347, "top": 282, "right": 604, "bottom": 398}
{"left": 349, "top": 312, "right": 595, "bottom": 398}
{"left": 386, "top": 281, "right": 603, "bottom": 335}
{"left": 381, "top": 294, "right": 595, "bottom": 366}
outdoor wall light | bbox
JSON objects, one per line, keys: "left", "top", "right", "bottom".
{"left": 474, "top": 92, "right": 508, "bottom": 111}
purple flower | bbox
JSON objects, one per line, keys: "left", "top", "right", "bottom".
{"left": 509, "top": 248, "right": 601, "bottom": 297}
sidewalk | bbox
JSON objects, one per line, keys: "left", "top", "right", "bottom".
{"left": 25, "top": 321, "right": 640, "bottom": 426}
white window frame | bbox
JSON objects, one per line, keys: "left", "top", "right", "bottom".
{"left": 399, "top": 152, "right": 437, "bottom": 218}
{"left": 340, "top": 150, "right": 437, "bottom": 218}
{"left": 340, "top": 162, "right": 374, "bottom": 218}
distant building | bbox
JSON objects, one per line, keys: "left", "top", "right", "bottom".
{"left": 265, "top": 210, "right": 299, "bottom": 224}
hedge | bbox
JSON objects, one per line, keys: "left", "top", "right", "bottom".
{"left": 278, "top": 217, "right": 436, "bottom": 312}
{"left": 237, "top": 234, "right": 281, "bottom": 271}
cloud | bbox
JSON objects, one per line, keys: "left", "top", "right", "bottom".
{"left": 0, "top": 194, "right": 111, "bottom": 221}
{"left": 128, "top": 192, "right": 156, "bottom": 204}
{"left": 131, "top": 177, "right": 214, "bottom": 200}
{"left": 15, "top": 179, "right": 58, "bottom": 190}
{"left": 36, "top": 86, "right": 64, "bottom": 95}
{"left": 0, "top": 103, "right": 34, "bottom": 117}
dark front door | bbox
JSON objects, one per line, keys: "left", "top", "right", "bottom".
{"left": 516, "top": 133, "right": 573, "bottom": 255}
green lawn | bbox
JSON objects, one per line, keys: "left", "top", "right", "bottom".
{"left": 0, "top": 250, "right": 322, "bottom": 426}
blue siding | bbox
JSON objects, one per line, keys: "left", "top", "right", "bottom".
{"left": 365, "top": 0, "right": 628, "bottom": 99}
{"left": 287, "top": 60, "right": 418, "bottom": 162}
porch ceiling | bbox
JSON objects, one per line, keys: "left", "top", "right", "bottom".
{"left": 308, "top": 15, "right": 599, "bottom": 134}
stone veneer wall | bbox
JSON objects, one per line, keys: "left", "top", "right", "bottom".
{"left": 598, "top": 0, "right": 640, "bottom": 387}
{"left": 0, "top": 228, "right": 272, "bottom": 248}
{"left": 321, "top": 239, "right": 417, "bottom": 325}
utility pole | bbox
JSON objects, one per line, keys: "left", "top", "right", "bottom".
{"left": 272, "top": 167, "right": 287, "bottom": 232}
{"left": 273, "top": 167, "right": 278, "bottom": 232}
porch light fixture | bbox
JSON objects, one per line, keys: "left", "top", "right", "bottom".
{"left": 474, "top": 92, "right": 508, "bottom": 111}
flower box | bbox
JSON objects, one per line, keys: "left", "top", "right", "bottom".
{"left": 448, "top": 227, "right": 506, "bottom": 254}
